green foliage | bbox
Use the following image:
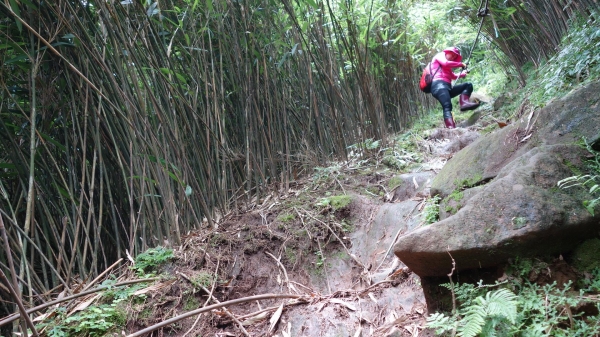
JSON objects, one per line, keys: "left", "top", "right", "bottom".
{"left": 581, "top": 268, "right": 600, "bottom": 292}
{"left": 427, "top": 288, "right": 518, "bottom": 337}
{"left": 511, "top": 216, "right": 527, "bottom": 229}
{"left": 36, "top": 278, "right": 154, "bottom": 336}
{"left": 423, "top": 195, "right": 441, "bottom": 225}
{"left": 427, "top": 259, "right": 600, "bottom": 337}
{"left": 314, "top": 251, "right": 325, "bottom": 268}
{"left": 64, "top": 304, "right": 126, "bottom": 337}
{"left": 533, "top": 10, "right": 600, "bottom": 106}
{"left": 132, "top": 246, "right": 174, "bottom": 276}
{"left": 316, "top": 195, "right": 352, "bottom": 210}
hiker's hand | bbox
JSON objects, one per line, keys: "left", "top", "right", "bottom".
{"left": 460, "top": 62, "right": 467, "bottom": 68}
{"left": 459, "top": 70, "right": 468, "bottom": 78}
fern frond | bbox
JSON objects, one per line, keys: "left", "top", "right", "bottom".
{"left": 426, "top": 312, "right": 455, "bottom": 334}
{"left": 457, "top": 289, "right": 519, "bottom": 337}
{"left": 458, "top": 301, "right": 487, "bottom": 337}
{"left": 485, "top": 288, "right": 518, "bottom": 323}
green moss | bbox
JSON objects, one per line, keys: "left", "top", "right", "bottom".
{"left": 447, "top": 190, "right": 464, "bottom": 202}
{"left": 285, "top": 249, "right": 298, "bottom": 265}
{"left": 340, "top": 219, "right": 353, "bottom": 232}
{"left": 191, "top": 271, "right": 214, "bottom": 288}
{"left": 571, "top": 238, "right": 600, "bottom": 272}
{"left": 564, "top": 159, "right": 583, "bottom": 176}
{"left": 184, "top": 296, "right": 199, "bottom": 311}
{"left": 277, "top": 213, "right": 296, "bottom": 223}
{"left": 388, "top": 176, "right": 403, "bottom": 190}
{"left": 454, "top": 174, "right": 483, "bottom": 190}
{"left": 316, "top": 195, "right": 352, "bottom": 210}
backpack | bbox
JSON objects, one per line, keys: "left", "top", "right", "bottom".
{"left": 419, "top": 62, "right": 440, "bottom": 93}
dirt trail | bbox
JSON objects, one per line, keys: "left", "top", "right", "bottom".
{"left": 124, "top": 127, "right": 477, "bottom": 337}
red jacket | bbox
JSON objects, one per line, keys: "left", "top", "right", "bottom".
{"left": 431, "top": 52, "right": 466, "bottom": 83}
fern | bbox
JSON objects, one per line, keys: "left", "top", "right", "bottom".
{"left": 426, "top": 312, "right": 456, "bottom": 335}
{"left": 457, "top": 289, "right": 518, "bottom": 337}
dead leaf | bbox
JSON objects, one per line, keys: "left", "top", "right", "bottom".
{"left": 241, "top": 311, "right": 270, "bottom": 326}
{"left": 281, "top": 322, "right": 292, "bottom": 337}
{"left": 125, "top": 249, "right": 135, "bottom": 264}
{"left": 132, "top": 281, "right": 172, "bottom": 296}
{"left": 268, "top": 303, "right": 284, "bottom": 334}
{"left": 520, "top": 134, "right": 532, "bottom": 143}
{"left": 368, "top": 292, "right": 378, "bottom": 303}
{"left": 69, "top": 294, "right": 99, "bottom": 315}
{"left": 32, "top": 312, "right": 51, "bottom": 322}
{"left": 412, "top": 176, "right": 419, "bottom": 189}
{"left": 497, "top": 122, "right": 508, "bottom": 128}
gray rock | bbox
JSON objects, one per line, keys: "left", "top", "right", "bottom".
{"left": 394, "top": 80, "right": 600, "bottom": 278}
{"left": 392, "top": 171, "right": 435, "bottom": 202}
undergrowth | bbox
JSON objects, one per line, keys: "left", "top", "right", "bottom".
{"left": 426, "top": 259, "right": 600, "bottom": 337}
{"left": 36, "top": 279, "right": 150, "bottom": 337}
{"left": 557, "top": 138, "right": 600, "bottom": 215}
{"left": 496, "top": 9, "right": 600, "bottom": 121}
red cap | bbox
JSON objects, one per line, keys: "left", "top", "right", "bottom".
{"left": 443, "top": 47, "right": 462, "bottom": 61}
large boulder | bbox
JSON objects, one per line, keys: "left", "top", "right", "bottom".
{"left": 394, "top": 80, "right": 600, "bottom": 278}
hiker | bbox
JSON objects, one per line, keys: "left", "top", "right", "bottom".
{"left": 429, "top": 46, "right": 480, "bottom": 128}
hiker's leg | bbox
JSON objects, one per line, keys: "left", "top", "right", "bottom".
{"left": 452, "top": 83, "right": 479, "bottom": 111}
{"left": 431, "top": 81, "right": 455, "bottom": 128}
{"left": 450, "top": 83, "right": 472, "bottom": 98}
{"left": 431, "top": 81, "right": 452, "bottom": 118}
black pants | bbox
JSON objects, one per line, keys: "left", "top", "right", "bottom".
{"left": 431, "top": 81, "right": 474, "bottom": 119}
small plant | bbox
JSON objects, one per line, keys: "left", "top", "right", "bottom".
{"left": 315, "top": 251, "right": 325, "bottom": 268}
{"left": 64, "top": 304, "right": 126, "bottom": 337}
{"left": 423, "top": 195, "right": 441, "bottom": 225}
{"left": 340, "top": 219, "right": 353, "bottom": 232}
{"left": 132, "top": 246, "right": 174, "bottom": 276}
{"left": 511, "top": 216, "right": 527, "bottom": 229}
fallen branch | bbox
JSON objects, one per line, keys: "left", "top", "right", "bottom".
{"left": 266, "top": 251, "right": 298, "bottom": 294}
{"left": 126, "top": 293, "right": 306, "bottom": 337}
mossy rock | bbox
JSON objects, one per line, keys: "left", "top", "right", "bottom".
{"left": 571, "top": 238, "right": 600, "bottom": 272}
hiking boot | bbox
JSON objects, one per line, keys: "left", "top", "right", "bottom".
{"left": 444, "top": 117, "right": 456, "bottom": 129}
{"left": 459, "top": 94, "right": 480, "bottom": 111}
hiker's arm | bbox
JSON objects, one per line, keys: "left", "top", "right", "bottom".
{"left": 434, "top": 55, "right": 465, "bottom": 68}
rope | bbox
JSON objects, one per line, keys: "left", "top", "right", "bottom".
{"left": 464, "top": 0, "right": 490, "bottom": 67}
{"left": 454, "top": 0, "right": 489, "bottom": 86}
